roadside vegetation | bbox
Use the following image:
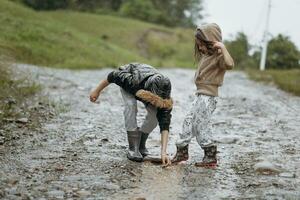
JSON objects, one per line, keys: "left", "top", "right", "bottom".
{"left": 225, "top": 33, "right": 300, "bottom": 96}
{"left": 246, "top": 69, "right": 300, "bottom": 96}
{"left": 0, "top": 49, "right": 56, "bottom": 144}
{"left": 0, "top": 0, "right": 195, "bottom": 69}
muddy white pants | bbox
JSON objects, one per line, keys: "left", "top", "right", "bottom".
{"left": 176, "top": 94, "right": 217, "bottom": 148}
{"left": 120, "top": 89, "right": 158, "bottom": 133}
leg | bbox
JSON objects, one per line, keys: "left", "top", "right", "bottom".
{"left": 140, "top": 104, "right": 158, "bottom": 134}
{"left": 176, "top": 97, "right": 199, "bottom": 147}
{"left": 193, "top": 95, "right": 217, "bottom": 147}
{"left": 172, "top": 97, "right": 199, "bottom": 163}
{"left": 193, "top": 95, "right": 218, "bottom": 167}
{"left": 120, "top": 89, "right": 143, "bottom": 162}
{"left": 139, "top": 104, "right": 158, "bottom": 156}
{"left": 120, "top": 89, "right": 138, "bottom": 131}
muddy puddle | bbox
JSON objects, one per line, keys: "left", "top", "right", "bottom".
{"left": 0, "top": 64, "right": 300, "bottom": 199}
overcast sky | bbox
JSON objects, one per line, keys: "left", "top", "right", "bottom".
{"left": 203, "top": 0, "right": 300, "bottom": 49}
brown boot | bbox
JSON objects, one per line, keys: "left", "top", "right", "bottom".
{"left": 171, "top": 144, "right": 189, "bottom": 163}
{"left": 195, "top": 144, "right": 217, "bottom": 167}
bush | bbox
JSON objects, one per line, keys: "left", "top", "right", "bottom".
{"left": 22, "top": 0, "right": 69, "bottom": 10}
{"left": 119, "top": 0, "right": 160, "bottom": 23}
{"left": 266, "top": 34, "right": 300, "bottom": 69}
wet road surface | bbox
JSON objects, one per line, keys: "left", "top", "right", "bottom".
{"left": 0, "top": 64, "right": 300, "bottom": 199}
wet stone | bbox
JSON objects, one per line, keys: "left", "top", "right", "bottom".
{"left": 0, "top": 136, "right": 5, "bottom": 145}
{"left": 279, "top": 172, "right": 296, "bottom": 178}
{"left": 254, "top": 161, "right": 280, "bottom": 174}
{"left": 215, "top": 136, "right": 240, "bottom": 144}
{"left": 47, "top": 190, "right": 65, "bottom": 199}
{"left": 101, "top": 138, "right": 109, "bottom": 142}
{"left": 16, "top": 118, "right": 29, "bottom": 124}
{"left": 74, "top": 190, "right": 91, "bottom": 197}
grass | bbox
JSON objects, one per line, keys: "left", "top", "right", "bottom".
{"left": 246, "top": 69, "right": 300, "bottom": 96}
{"left": 0, "top": 0, "right": 195, "bottom": 69}
{"left": 0, "top": 49, "right": 40, "bottom": 120}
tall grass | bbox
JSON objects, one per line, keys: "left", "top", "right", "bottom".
{"left": 0, "top": 48, "right": 41, "bottom": 120}
{"left": 247, "top": 69, "right": 300, "bottom": 96}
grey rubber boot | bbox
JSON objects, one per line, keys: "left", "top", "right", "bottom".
{"left": 127, "top": 130, "right": 143, "bottom": 162}
{"left": 195, "top": 144, "right": 217, "bottom": 167}
{"left": 171, "top": 144, "right": 189, "bottom": 163}
{"left": 139, "top": 132, "right": 150, "bottom": 157}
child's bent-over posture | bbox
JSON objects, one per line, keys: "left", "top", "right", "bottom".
{"left": 90, "top": 63, "right": 172, "bottom": 166}
{"left": 172, "top": 23, "right": 234, "bottom": 167}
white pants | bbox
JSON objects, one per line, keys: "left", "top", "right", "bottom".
{"left": 120, "top": 89, "right": 158, "bottom": 133}
{"left": 176, "top": 94, "right": 217, "bottom": 148}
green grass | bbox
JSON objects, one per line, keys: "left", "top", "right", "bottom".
{"left": 0, "top": 0, "right": 195, "bottom": 69}
{"left": 247, "top": 69, "right": 300, "bottom": 96}
{"left": 0, "top": 52, "right": 40, "bottom": 122}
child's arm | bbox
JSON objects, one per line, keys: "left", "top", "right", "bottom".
{"left": 161, "top": 130, "right": 171, "bottom": 167}
{"left": 90, "top": 79, "right": 110, "bottom": 102}
{"left": 214, "top": 42, "right": 235, "bottom": 69}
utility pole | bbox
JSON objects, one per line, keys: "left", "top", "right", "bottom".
{"left": 259, "top": 0, "right": 272, "bottom": 71}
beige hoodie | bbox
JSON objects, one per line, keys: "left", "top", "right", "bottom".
{"left": 194, "top": 23, "right": 233, "bottom": 97}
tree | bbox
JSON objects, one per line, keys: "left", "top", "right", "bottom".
{"left": 151, "top": 0, "right": 203, "bottom": 27}
{"left": 22, "top": 0, "right": 69, "bottom": 10}
{"left": 20, "top": 0, "right": 204, "bottom": 27}
{"left": 70, "top": 0, "right": 124, "bottom": 12}
{"left": 119, "top": 0, "right": 160, "bottom": 23}
{"left": 265, "top": 34, "right": 300, "bottom": 69}
{"left": 225, "top": 32, "right": 257, "bottom": 69}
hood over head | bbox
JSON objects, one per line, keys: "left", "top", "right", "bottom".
{"left": 136, "top": 74, "right": 173, "bottom": 110}
{"left": 144, "top": 74, "right": 171, "bottom": 99}
{"left": 196, "top": 23, "right": 222, "bottom": 42}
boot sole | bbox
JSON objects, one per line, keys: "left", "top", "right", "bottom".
{"left": 127, "top": 156, "right": 143, "bottom": 162}
{"left": 171, "top": 158, "right": 189, "bottom": 165}
{"left": 194, "top": 162, "right": 217, "bottom": 168}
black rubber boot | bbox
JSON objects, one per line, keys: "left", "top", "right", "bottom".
{"left": 171, "top": 144, "right": 189, "bottom": 164}
{"left": 139, "top": 132, "right": 150, "bottom": 157}
{"left": 127, "top": 130, "right": 143, "bottom": 162}
{"left": 195, "top": 144, "right": 217, "bottom": 167}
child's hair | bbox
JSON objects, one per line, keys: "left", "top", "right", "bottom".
{"left": 194, "top": 29, "right": 216, "bottom": 62}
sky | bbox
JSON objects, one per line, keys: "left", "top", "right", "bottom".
{"left": 203, "top": 0, "right": 300, "bottom": 49}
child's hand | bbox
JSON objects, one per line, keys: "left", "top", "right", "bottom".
{"left": 161, "top": 153, "right": 171, "bottom": 167}
{"left": 89, "top": 90, "right": 100, "bottom": 103}
{"left": 213, "top": 42, "right": 225, "bottom": 53}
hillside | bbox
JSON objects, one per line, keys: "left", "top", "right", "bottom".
{"left": 0, "top": 0, "right": 195, "bottom": 69}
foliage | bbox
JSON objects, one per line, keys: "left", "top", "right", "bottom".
{"left": 265, "top": 34, "right": 300, "bottom": 69}
{"left": 225, "top": 32, "right": 300, "bottom": 70}
{"left": 247, "top": 69, "right": 300, "bottom": 96}
{"left": 22, "top": 0, "right": 69, "bottom": 10}
{"left": 68, "top": 0, "right": 124, "bottom": 12}
{"left": 0, "top": 51, "right": 40, "bottom": 122}
{"left": 0, "top": 0, "right": 194, "bottom": 69}
{"left": 225, "top": 32, "right": 256, "bottom": 69}
{"left": 119, "top": 0, "right": 160, "bottom": 23}
{"left": 151, "top": 0, "right": 203, "bottom": 27}
{"left": 13, "top": 0, "right": 203, "bottom": 27}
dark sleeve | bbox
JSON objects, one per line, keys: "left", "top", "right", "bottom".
{"left": 156, "top": 108, "right": 172, "bottom": 132}
{"left": 107, "top": 69, "right": 138, "bottom": 93}
{"left": 107, "top": 70, "right": 119, "bottom": 83}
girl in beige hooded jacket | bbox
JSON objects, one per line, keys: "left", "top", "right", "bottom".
{"left": 172, "top": 23, "right": 234, "bottom": 167}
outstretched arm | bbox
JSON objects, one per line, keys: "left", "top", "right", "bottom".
{"left": 90, "top": 79, "right": 110, "bottom": 102}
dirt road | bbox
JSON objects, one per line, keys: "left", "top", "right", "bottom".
{"left": 1, "top": 64, "right": 300, "bottom": 199}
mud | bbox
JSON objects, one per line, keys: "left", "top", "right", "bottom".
{"left": 0, "top": 64, "right": 300, "bottom": 199}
